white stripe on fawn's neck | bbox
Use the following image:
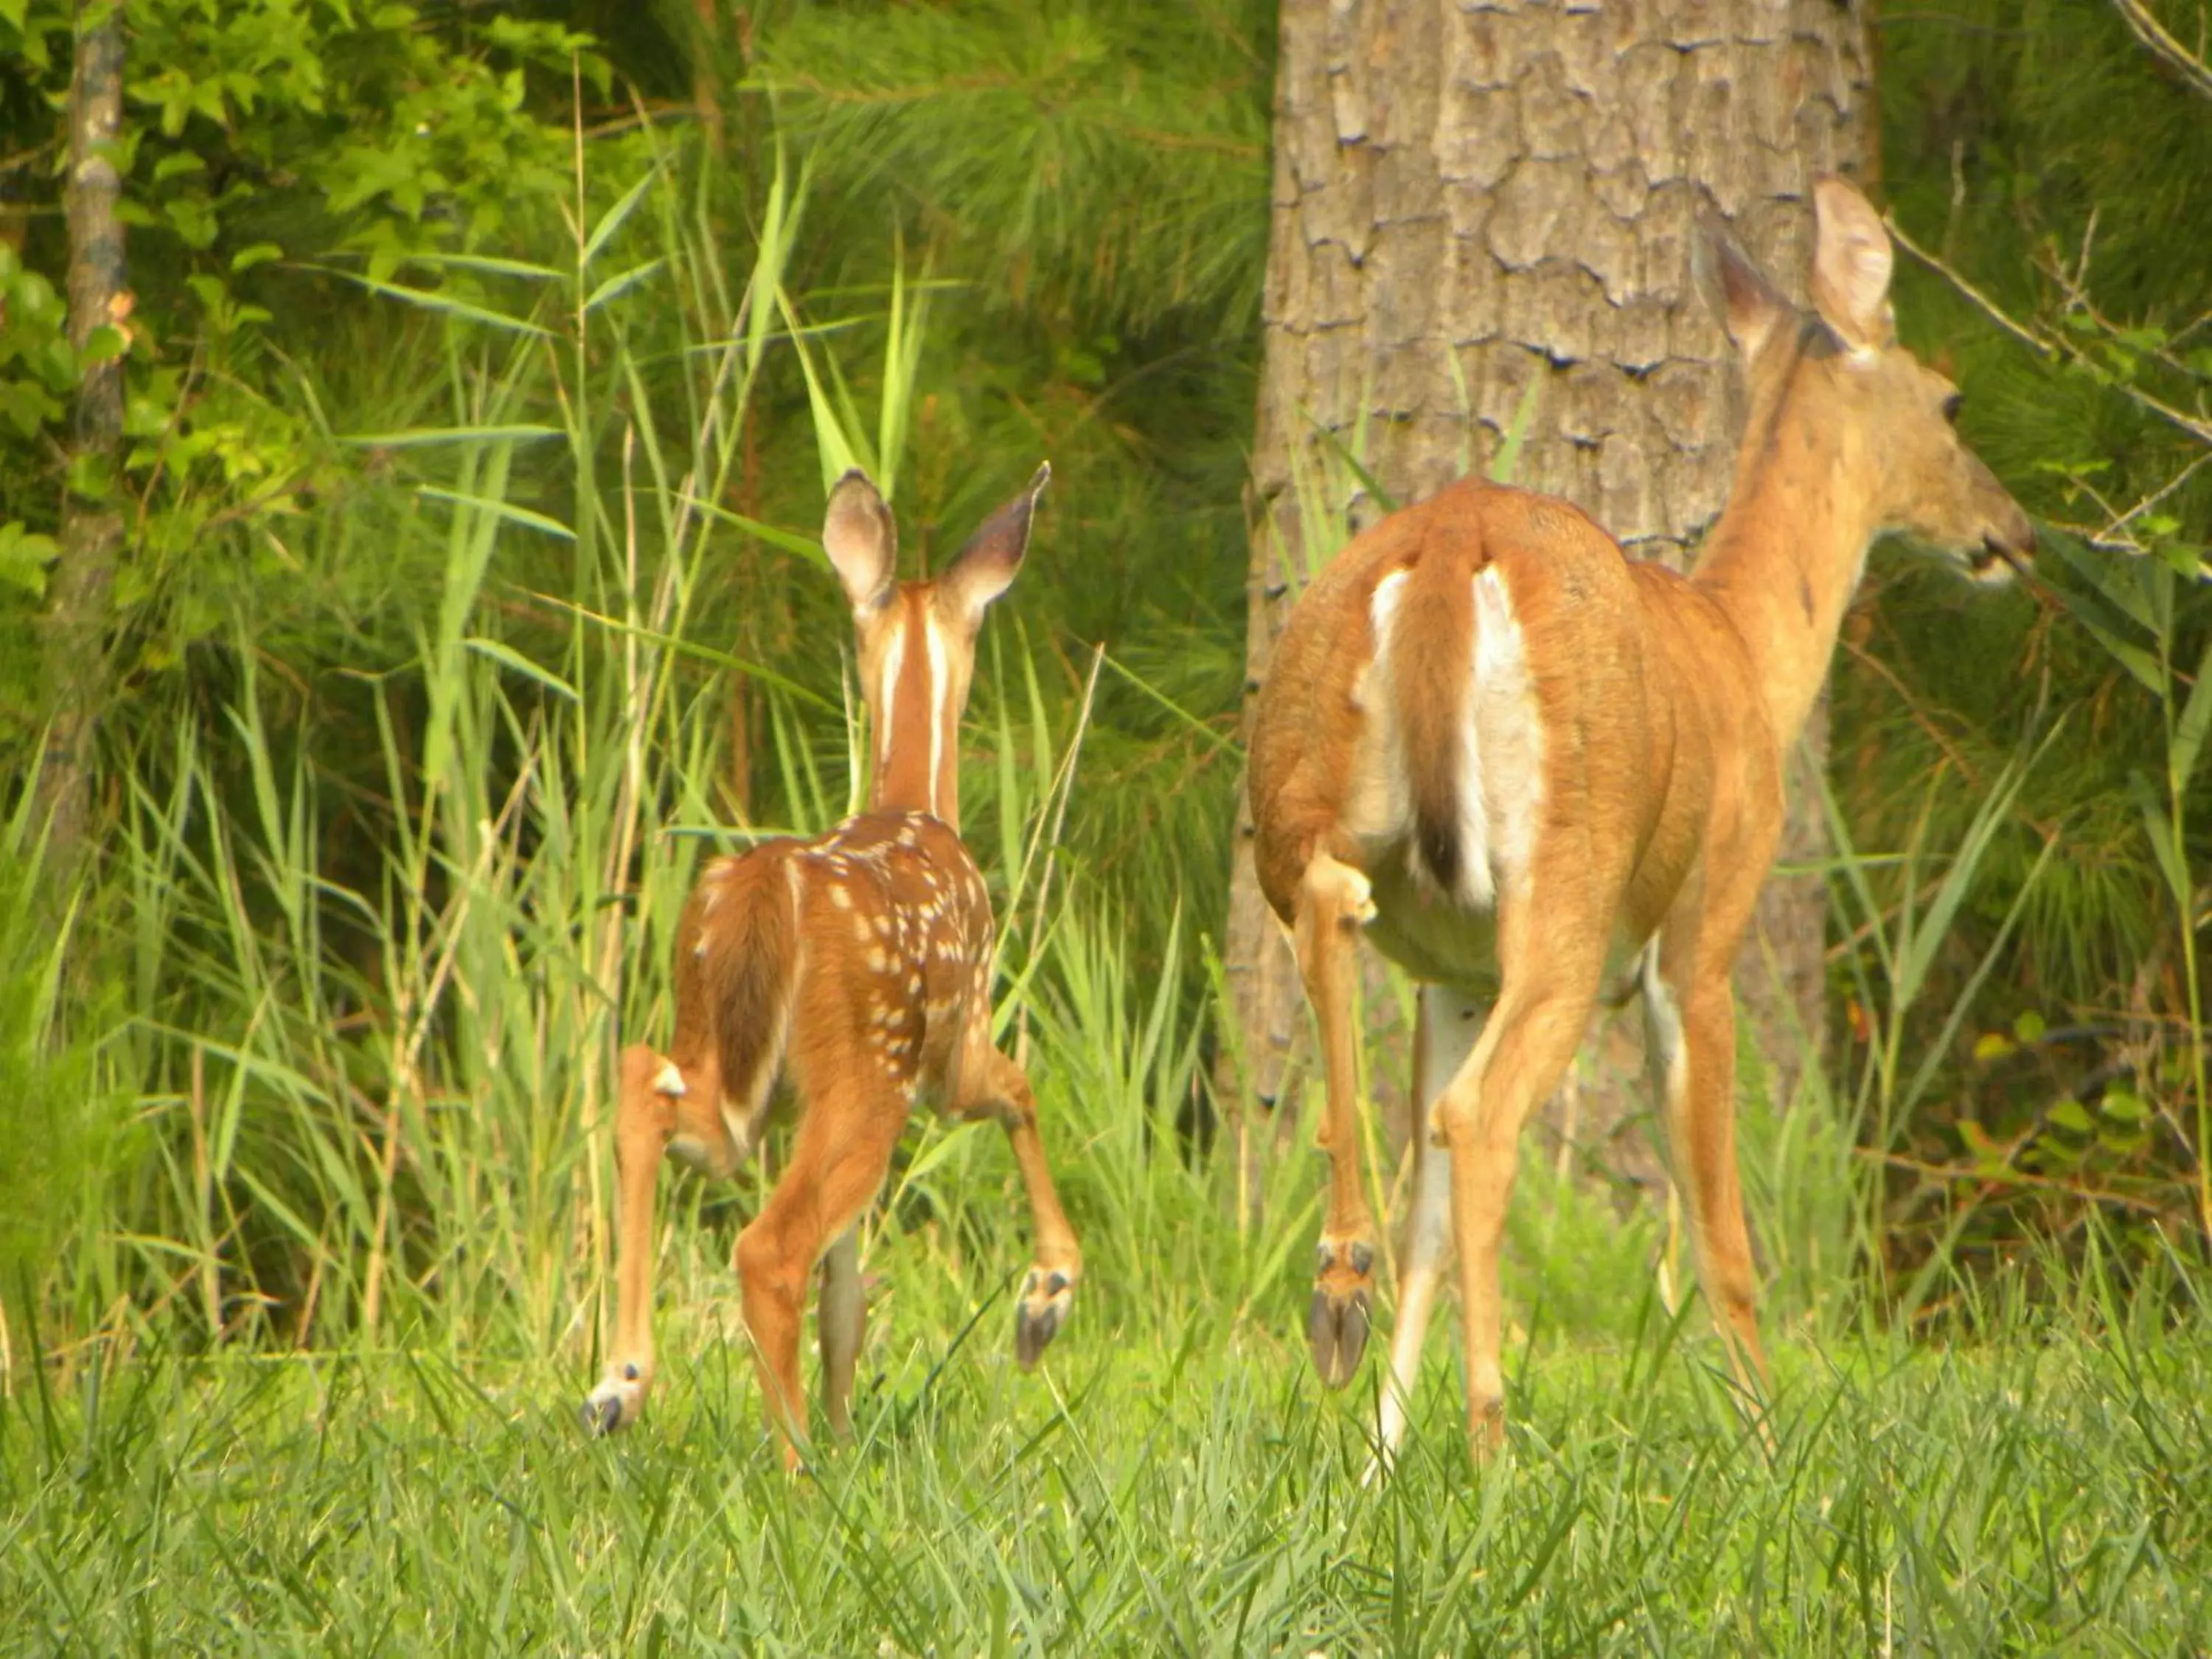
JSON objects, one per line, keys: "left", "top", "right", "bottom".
{"left": 875, "top": 625, "right": 906, "bottom": 789}
{"left": 925, "top": 611, "right": 951, "bottom": 819}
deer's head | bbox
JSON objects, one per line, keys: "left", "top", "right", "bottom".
{"left": 822, "top": 465, "right": 1050, "bottom": 830}
{"left": 1700, "top": 175, "right": 2034, "bottom": 584}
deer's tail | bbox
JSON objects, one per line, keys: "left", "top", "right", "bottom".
{"left": 1385, "top": 520, "right": 1485, "bottom": 904}
{"left": 668, "top": 846, "right": 801, "bottom": 1115}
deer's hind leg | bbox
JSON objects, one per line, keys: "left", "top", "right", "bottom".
{"left": 948, "top": 1026, "right": 1081, "bottom": 1368}
{"left": 1438, "top": 873, "right": 1610, "bottom": 1454}
{"left": 734, "top": 1069, "right": 905, "bottom": 1470}
{"left": 818, "top": 1225, "right": 866, "bottom": 1439}
{"left": 1371, "top": 986, "right": 1486, "bottom": 1472}
{"left": 1294, "top": 850, "right": 1382, "bottom": 1389}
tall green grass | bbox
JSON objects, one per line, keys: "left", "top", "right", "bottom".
{"left": 5, "top": 1229, "right": 2208, "bottom": 1651}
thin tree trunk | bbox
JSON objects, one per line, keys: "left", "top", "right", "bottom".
{"left": 1222, "top": 0, "right": 1873, "bottom": 1217}
{"left": 35, "top": 0, "right": 127, "bottom": 887}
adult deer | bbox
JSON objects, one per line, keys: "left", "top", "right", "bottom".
{"left": 1248, "top": 175, "right": 2032, "bottom": 1459}
{"left": 582, "top": 465, "right": 1081, "bottom": 1461}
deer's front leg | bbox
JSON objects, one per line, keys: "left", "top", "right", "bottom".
{"left": 583, "top": 1043, "right": 679, "bottom": 1435}
{"left": 1293, "top": 851, "right": 1380, "bottom": 1388}
{"left": 1370, "top": 987, "right": 1486, "bottom": 1474}
{"left": 950, "top": 1043, "right": 1081, "bottom": 1366}
{"left": 1648, "top": 953, "right": 1770, "bottom": 1419}
{"left": 1439, "top": 891, "right": 1605, "bottom": 1455}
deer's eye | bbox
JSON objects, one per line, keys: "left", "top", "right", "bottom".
{"left": 1941, "top": 392, "right": 1964, "bottom": 424}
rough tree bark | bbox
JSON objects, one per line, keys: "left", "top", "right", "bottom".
{"left": 1222, "top": 0, "right": 1873, "bottom": 1214}
{"left": 34, "top": 0, "right": 128, "bottom": 888}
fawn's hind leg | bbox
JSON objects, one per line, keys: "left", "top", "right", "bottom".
{"left": 818, "top": 1225, "right": 866, "bottom": 1438}
{"left": 734, "top": 1086, "right": 903, "bottom": 1469}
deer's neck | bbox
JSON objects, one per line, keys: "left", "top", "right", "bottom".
{"left": 1689, "top": 353, "right": 1878, "bottom": 748}
{"left": 866, "top": 597, "right": 962, "bottom": 832}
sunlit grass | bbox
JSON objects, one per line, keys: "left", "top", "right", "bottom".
{"left": 7, "top": 1229, "right": 2209, "bottom": 1652}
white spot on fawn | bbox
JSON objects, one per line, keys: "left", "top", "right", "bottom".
{"left": 653, "top": 1062, "right": 686, "bottom": 1098}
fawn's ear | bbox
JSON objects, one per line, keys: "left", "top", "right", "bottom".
{"left": 1809, "top": 174, "right": 1895, "bottom": 349}
{"left": 940, "top": 463, "right": 1050, "bottom": 625}
{"left": 1693, "top": 210, "right": 1789, "bottom": 361}
{"left": 824, "top": 470, "right": 897, "bottom": 613}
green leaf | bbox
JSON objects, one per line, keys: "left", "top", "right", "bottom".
{"left": 2012, "top": 1009, "right": 2046, "bottom": 1045}
{"left": 414, "top": 486, "right": 574, "bottom": 541}
{"left": 779, "top": 288, "right": 860, "bottom": 498}
{"left": 2098, "top": 1087, "right": 2150, "bottom": 1123}
{"left": 230, "top": 243, "right": 283, "bottom": 274}
{"left": 463, "top": 637, "right": 576, "bottom": 701}
{"left": 79, "top": 324, "right": 127, "bottom": 367}
{"left": 581, "top": 259, "right": 664, "bottom": 314}
{"left": 580, "top": 164, "right": 660, "bottom": 271}
{"left": 339, "top": 424, "right": 560, "bottom": 448}
{"left": 66, "top": 450, "right": 115, "bottom": 501}
{"left": 1489, "top": 372, "right": 1543, "bottom": 486}
{"left": 2171, "top": 636, "right": 2212, "bottom": 793}
{"left": 2129, "top": 771, "right": 2191, "bottom": 912}
{"left": 310, "top": 266, "right": 552, "bottom": 338}
{"left": 2048, "top": 1099, "right": 2094, "bottom": 1135}
{"left": 2044, "top": 529, "right": 2160, "bottom": 637}
{"left": 386, "top": 252, "right": 560, "bottom": 282}
{"left": 1972, "top": 1030, "right": 2016, "bottom": 1063}
{"left": 0, "top": 521, "right": 57, "bottom": 597}
{"left": 680, "top": 498, "right": 829, "bottom": 566}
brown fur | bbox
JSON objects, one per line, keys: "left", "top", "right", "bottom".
{"left": 1247, "top": 176, "right": 2034, "bottom": 1458}
{"left": 669, "top": 851, "right": 796, "bottom": 1132}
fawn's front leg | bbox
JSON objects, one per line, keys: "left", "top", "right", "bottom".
{"left": 950, "top": 1038, "right": 1081, "bottom": 1366}
{"left": 584, "top": 1043, "right": 734, "bottom": 1436}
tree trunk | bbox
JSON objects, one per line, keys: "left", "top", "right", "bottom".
{"left": 1222, "top": 0, "right": 1872, "bottom": 1214}
{"left": 35, "top": 0, "right": 127, "bottom": 889}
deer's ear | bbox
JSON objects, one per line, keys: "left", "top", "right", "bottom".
{"left": 941, "top": 463, "right": 1049, "bottom": 625}
{"left": 1693, "top": 211, "right": 1789, "bottom": 360}
{"left": 1809, "top": 174, "right": 1894, "bottom": 349}
{"left": 824, "top": 470, "right": 897, "bottom": 612}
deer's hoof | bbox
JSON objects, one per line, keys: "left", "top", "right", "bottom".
{"left": 582, "top": 1367, "right": 644, "bottom": 1436}
{"left": 1015, "top": 1266, "right": 1077, "bottom": 1368}
{"left": 1308, "top": 1237, "right": 1376, "bottom": 1388}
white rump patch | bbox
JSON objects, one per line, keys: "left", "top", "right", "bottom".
{"left": 653, "top": 1062, "right": 686, "bottom": 1098}
{"left": 1471, "top": 564, "right": 1543, "bottom": 903}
